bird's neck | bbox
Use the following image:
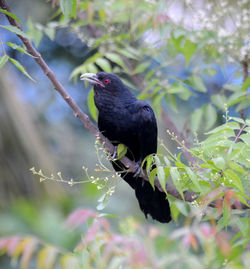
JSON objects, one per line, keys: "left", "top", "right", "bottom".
{"left": 94, "top": 88, "right": 136, "bottom": 113}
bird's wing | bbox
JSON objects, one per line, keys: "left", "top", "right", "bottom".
{"left": 131, "top": 101, "right": 158, "bottom": 160}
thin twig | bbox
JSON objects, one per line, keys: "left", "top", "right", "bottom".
{"left": 0, "top": 0, "right": 249, "bottom": 210}
{"left": 234, "top": 123, "right": 246, "bottom": 143}
{"left": 240, "top": 56, "right": 249, "bottom": 119}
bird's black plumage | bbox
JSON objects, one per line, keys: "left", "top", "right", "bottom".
{"left": 81, "top": 72, "right": 171, "bottom": 223}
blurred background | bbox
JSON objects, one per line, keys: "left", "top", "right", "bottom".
{"left": 0, "top": 0, "right": 248, "bottom": 266}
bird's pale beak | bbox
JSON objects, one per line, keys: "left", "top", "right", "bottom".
{"left": 80, "top": 73, "right": 105, "bottom": 87}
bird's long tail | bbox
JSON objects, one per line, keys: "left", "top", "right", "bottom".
{"left": 112, "top": 161, "right": 172, "bottom": 223}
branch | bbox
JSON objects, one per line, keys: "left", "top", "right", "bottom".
{"left": 240, "top": 55, "right": 249, "bottom": 119}
{"left": 0, "top": 0, "right": 249, "bottom": 210}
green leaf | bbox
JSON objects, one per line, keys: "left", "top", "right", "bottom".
{"left": 204, "top": 104, "right": 217, "bottom": 130}
{"left": 223, "top": 84, "right": 241, "bottom": 92}
{"left": 170, "top": 202, "right": 180, "bottom": 222}
{"left": 86, "top": 63, "right": 98, "bottom": 74}
{"left": 96, "top": 199, "right": 109, "bottom": 210}
{"left": 98, "top": 213, "right": 118, "bottom": 218}
{"left": 185, "top": 167, "right": 203, "bottom": 194}
{"left": 210, "top": 94, "right": 227, "bottom": 110}
{"left": 70, "top": 64, "right": 86, "bottom": 80}
{"left": 146, "top": 78, "right": 160, "bottom": 91}
{"left": 144, "top": 155, "right": 153, "bottom": 174}
{"left": 0, "top": 55, "right": 9, "bottom": 68}
{"left": 222, "top": 200, "right": 231, "bottom": 229}
{"left": 199, "top": 180, "right": 212, "bottom": 193}
{"left": 183, "top": 39, "right": 196, "bottom": 66}
{"left": 236, "top": 98, "right": 250, "bottom": 112}
{"left": 72, "top": 0, "right": 77, "bottom": 18}
{"left": 26, "top": 18, "right": 43, "bottom": 47}
{"left": 166, "top": 94, "right": 178, "bottom": 113}
{"left": 228, "top": 161, "right": 246, "bottom": 174}
{"left": 163, "top": 156, "right": 171, "bottom": 166}
{"left": 60, "top": 0, "right": 76, "bottom": 19}
{"left": 105, "top": 52, "right": 125, "bottom": 68}
{"left": 5, "top": 42, "right": 33, "bottom": 57}
{"left": 0, "top": 9, "right": 22, "bottom": 24}
{"left": 171, "top": 35, "right": 184, "bottom": 52}
{"left": 174, "top": 200, "right": 189, "bottom": 216}
{"left": 44, "top": 27, "right": 56, "bottom": 40}
{"left": 152, "top": 91, "right": 165, "bottom": 117}
{"left": 240, "top": 133, "right": 250, "bottom": 146}
{"left": 149, "top": 168, "right": 157, "bottom": 190}
{"left": 133, "top": 62, "right": 150, "bottom": 74}
{"left": 206, "top": 121, "right": 240, "bottom": 134}
{"left": 227, "top": 91, "right": 246, "bottom": 106}
{"left": 9, "top": 58, "right": 35, "bottom": 82}
{"left": 117, "top": 144, "right": 127, "bottom": 159}
{"left": 157, "top": 166, "right": 167, "bottom": 193}
{"left": 191, "top": 108, "right": 203, "bottom": 132}
{"left": 234, "top": 192, "right": 250, "bottom": 207}
{"left": 154, "top": 155, "right": 161, "bottom": 166}
{"left": 188, "top": 75, "right": 207, "bottom": 92}
{"left": 224, "top": 169, "right": 244, "bottom": 193}
{"left": 168, "top": 82, "right": 192, "bottom": 100}
{"left": 229, "top": 116, "right": 245, "bottom": 124}
{"left": 99, "top": 9, "right": 106, "bottom": 22}
{"left": 95, "top": 57, "right": 112, "bottom": 73}
{"left": 116, "top": 47, "right": 140, "bottom": 60}
{"left": 87, "top": 89, "right": 98, "bottom": 122}
{"left": 212, "top": 157, "right": 225, "bottom": 170}
{"left": 242, "top": 76, "right": 250, "bottom": 91}
{"left": 0, "top": 25, "right": 30, "bottom": 39}
{"left": 233, "top": 218, "right": 249, "bottom": 236}
{"left": 170, "top": 167, "right": 184, "bottom": 200}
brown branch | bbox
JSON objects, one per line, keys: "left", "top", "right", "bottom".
{"left": 234, "top": 123, "right": 246, "bottom": 143}
{"left": 240, "top": 55, "right": 249, "bottom": 119}
{"left": 0, "top": 0, "right": 249, "bottom": 210}
{"left": 242, "top": 57, "right": 248, "bottom": 82}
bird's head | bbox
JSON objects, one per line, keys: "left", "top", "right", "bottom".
{"left": 80, "top": 72, "right": 124, "bottom": 94}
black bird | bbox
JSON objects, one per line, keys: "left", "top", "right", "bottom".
{"left": 80, "top": 72, "right": 171, "bottom": 223}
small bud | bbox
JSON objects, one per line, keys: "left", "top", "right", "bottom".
{"left": 30, "top": 167, "right": 35, "bottom": 173}
{"left": 40, "top": 177, "right": 45, "bottom": 182}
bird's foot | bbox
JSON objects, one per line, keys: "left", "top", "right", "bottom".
{"left": 133, "top": 161, "right": 142, "bottom": 178}
{"left": 108, "top": 146, "right": 118, "bottom": 160}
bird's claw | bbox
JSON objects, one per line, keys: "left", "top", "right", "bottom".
{"left": 133, "top": 162, "right": 142, "bottom": 178}
{"left": 108, "top": 146, "right": 118, "bottom": 160}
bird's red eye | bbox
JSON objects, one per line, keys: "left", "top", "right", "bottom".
{"left": 104, "top": 79, "right": 109, "bottom": 84}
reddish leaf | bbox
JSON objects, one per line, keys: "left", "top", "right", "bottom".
{"left": 20, "top": 238, "right": 38, "bottom": 269}
{"left": 200, "top": 223, "right": 216, "bottom": 237}
{"left": 216, "top": 198, "right": 223, "bottom": 214}
{"left": 65, "top": 208, "right": 96, "bottom": 229}
{"left": 0, "top": 237, "right": 8, "bottom": 251}
{"left": 12, "top": 237, "right": 35, "bottom": 261}
{"left": 216, "top": 232, "right": 231, "bottom": 257}
{"left": 182, "top": 234, "right": 198, "bottom": 250}
{"left": 6, "top": 236, "right": 21, "bottom": 256}
{"left": 85, "top": 218, "right": 110, "bottom": 243}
